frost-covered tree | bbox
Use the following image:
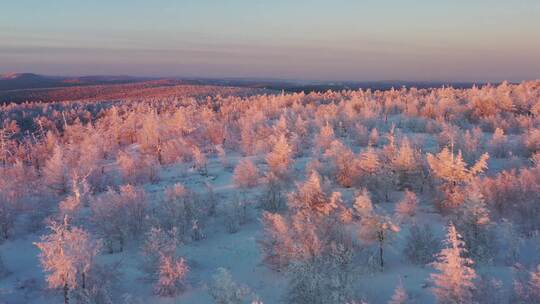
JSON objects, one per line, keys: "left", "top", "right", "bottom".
{"left": 353, "top": 188, "right": 374, "bottom": 219}
{"left": 391, "top": 138, "right": 423, "bottom": 190}
{"left": 488, "top": 128, "right": 509, "bottom": 158}
{"left": 90, "top": 185, "right": 147, "bottom": 252}
{"left": 59, "top": 177, "right": 91, "bottom": 219}
{"left": 224, "top": 196, "right": 251, "bottom": 234}
{"left": 260, "top": 173, "right": 287, "bottom": 212}
{"left": 260, "top": 212, "right": 294, "bottom": 269}
{"left": 427, "top": 146, "right": 489, "bottom": 208}
{"left": 357, "top": 148, "right": 382, "bottom": 194}
{"left": 117, "top": 149, "right": 160, "bottom": 184}
{"left": 0, "top": 194, "right": 16, "bottom": 241}
{"left": 0, "top": 251, "right": 9, "bottom": 279}
{"left": 315, "top": 123, "right": 335, "bottom": 152}
{"left": 454, "top": 186, "right": 496, "bottom": 262}
{"left": 142, "top": 227, "right": 178, "bottom": 276}
{"left": 430, "top": 224, "right": 476, "bottom": 304}
{"left": 35, "top": 217, "right": 102, "bottom": 304}
{"left": 260, "top": 171, "right": 351, "bottom": 270}
{"left": 233, "top": 159, "right": 259, "bottom": 189}
{"left": 287, "top": 171, "right": 335, "bottom": 216}
{"left": 357, "top": 207, "right": 399, "bottom": 271}
{"left": 266, "top": 133, "right": 293, "bottom": 180}
{"left": 395, "top": 190, "right": 418, "bottom": 223}
{"left": 209, "top": 268, "right": 249, "bottom": 304}
{"left": 158, "top": 183, "right": 204, "bottom": 242}
{"left": 154, "top": 253, "right": 188, "bottom": 297}
{"left": 286, "top": 246, "right": 355, "bottom": 304}
{"left": 43, "top": 144, "right": 68, "bottom": 194}
{"left": 512, "top": 264, "right": 540, "bottom": 303}
{"left": 388, "top": 279, "right": 410, "bottom": 304}
{"left": 473, "top": 275, "right": 505, "bottom": 304}
{"left": 192, "top": 146, "right": 208, "bottom": 176}
{"left": 403, "top": 224, "right": 440, "bottom": 266}
{"left": 324, "top": 140, "right": 358, "bottom": 187}
{"left": 368, "top": 128, "right": 379, "bottom": 147}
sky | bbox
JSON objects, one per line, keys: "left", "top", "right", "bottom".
{"left": 1, "top": 0, "right": 539, "bottom": 82}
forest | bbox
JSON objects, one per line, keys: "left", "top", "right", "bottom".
{"left": 1, "top": 81, "right": 540, "bottom": 303}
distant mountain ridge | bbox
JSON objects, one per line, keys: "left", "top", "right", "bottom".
{"left": 0, "top": 73, "right": 151, "bottom": 92}
{"left": 0, "top": 72, "right": 498, "bottom": 93}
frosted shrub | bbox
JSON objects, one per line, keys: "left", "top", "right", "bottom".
{"left": 209, "top": 268, "right": 249, "bottom": 304}
{"left": 0, "top": 252, "right": 9, "bottom": 278}
{"left": 260, "top": 173, "right": 287, "bottom": 212}
{"left": 192, "top": 146, "right": 208, "bottom": 176}
{"left": 117, "top": 150, "right": 160, "bottom": 184}
{"left": 286, "top": 247, "right": 355, "bottom": 304}
{"left": 142, "top": 227, "right": 178, "bottom": 276}
{"left": 158, "top": 183, "right": 205, "bottom": 242}
{"left": 224, "top": 197, "right": 250, "bottom": 234}
{"left": 488, "top": 128, "right": 509, "bottom": 158}
{"left": 90, "top": 185, "right": 148, "bottom": 253}
{"left": 403, "top": 224, "right": 439, "bottom": 266}
{"left": 154, "top": 253, "right": 188, "bottom": 297}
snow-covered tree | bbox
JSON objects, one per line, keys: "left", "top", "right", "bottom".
{"left": 454, "top": 186, "right": 496, "bottom": 262}
{"left": 357, "top": 207, "right": 399, "bottom": 271}
{"left": 315, "top": 123, "right": 335, "bottom": 152}
{"left": 233, "top": 159, "right": 259, "bottom": 189}
{"left": 368, "top": 128, "right": 379, "bottom": 147}
{"left": 430, "top": 224, "right": 476, "bottom": 304}
{"left": 158, "top": 183, "right": 204, "bottom": 242}
{"left": 260, "top": 173, "right": 287, "bottom": 212}
{"left": 391, "top": 138, "right": 423, "bottom": 190}
{"left": 35, "top": 217, "right": 102, "bottom": 304}
{"left": 260, "top": 212, "right": 294, "bottom": 269}
{"left": 266, "top": 133, "right": 293, "bottom": 180}
{"left": 403, "top": 224, "right": 440, "bottom": 266}
{"left": 224, "top": 196, "right": 251, "bottom": 234}
{"left": 286, "top": 246, "right": 355, "bottom": 304}
{"left": 90, "top": 185, "right": 147, "bottom": 252}
{"left": 488, "top": 128, "right": 509, "bottom": 158}
{"left": 427, "top": 146, "right": 489, "bottom": 208}
{"left": 117, "top": 149, "right": 160, "bottom": 184}
{"left": 154, "top": 253, "right": 188, "bottom": 297}
{"left": 43, "top": 144, "right": 68, "bottom": 194}
{"left": 513, "top": 264, "right": 540, "bottom": 303}
{"left": 142, "top": 227, "right": 178, "bottom": 276}
{"left": 324, "top": 140, "right": 358, "bottom": 187}
{"left": 353, "top": 188, "right": 374, "bottom": 219}
{"left": 288, "top": 171, "right": 337, "bottom": 216}
{"left": 473, "top": 275, "right": 505, "bottom": 304}
{"left": 192, "top": 146, "right": 208, "bottom": 176}
{"left": 388, "top": 279, "right": 409, "bottom": 304}
{"left": 0, "top": 251, "right": 9, "bottom": 279}
{"left": 209, "top": 268, "right": 249, "bottom": 304}
{"left": 59, "top": 177, "right": 91, "bottom": 219}
{"left": 395, "top": 190, "right": 418, "bottom": 223}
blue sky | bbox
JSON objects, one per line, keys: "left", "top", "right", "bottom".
{"left": 1, "top": 0, "right": 539, "bottom": 81}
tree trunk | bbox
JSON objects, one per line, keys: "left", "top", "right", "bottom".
{"left": 82, "top": 272, "right": 86, "bottom": 289}
{"left": 63, "top": 282, "right": 69, "bottom": 304}
{"left": 379, "top": 231, "right": 384, "bottom": 271}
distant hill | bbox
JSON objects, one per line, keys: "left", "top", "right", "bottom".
{"left": 0, "top": 73, "right": 151, "bottom": 92}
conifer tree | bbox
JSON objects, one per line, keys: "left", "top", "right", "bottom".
{"left": 427, "top": 146, "right": 489, "bottom": 208}
{"left": 266, "top": 133, "right": 293, "bottom": 180}
{"left": 430, "top": 223, "right": 476, "bottom": 304}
